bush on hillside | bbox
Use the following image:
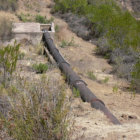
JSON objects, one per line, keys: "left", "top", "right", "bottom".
{"left": 54, "top": 0, "right": 88, "bottom": 14}
{"left": 0, "top": 77, "right": 71, "bottom": 140}
{"left": 17, "top": 13, "right": 33, "bottom": 22}
{"left": 0, "top": 41, "right": 20, "bottom": 87}
{"left": 54, "top": 0, "right": 140, "bottom": 51}
{"left": 35, "top": 15, "right": 54, "bottom": 24}
{"left": 32, "top": 63, "right": 48, "bottom": 74}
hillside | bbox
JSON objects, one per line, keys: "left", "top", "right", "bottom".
{"left": 121, "top": 0, "right": 140, "bottom": 13}
{"left": 0, "top": 0, "right": 140, "bottom": 140}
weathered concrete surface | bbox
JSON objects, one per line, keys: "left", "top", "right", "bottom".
{"left": 12, "top": 22, "right": 55, "bottom": 45}
{"left": 13, "top": 22, "right": 41, "bottom": 33}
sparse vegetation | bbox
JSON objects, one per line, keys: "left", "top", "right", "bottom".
{"left": 73, "top": 87, "right": 80, "bottom": 98}
{"left": 35, "top": 43, "right": 44, "bottom": 55}
{"left": 87, "top": 71, "right": 96, "bottom": 81}
{"left": 59, "top": 37, "right": 75, "bottom": 48}
{"left": 32, "top": 63, "right": 48, "bottom": 73}
{"left": 113, "top": 85, "right": 119, "bottom": 93}
{"left": 35, "top": 15, "right": 54, "bottom": 24}
{"left": 0, "top": 76, "right": 71, "bottom": 140}
{"left": 0, "top": 41, "right": 20, "bottom": 87}
{"left": 0, "top": 0, "right": 18, "bottom": 11}
{"left": 0, "top": 17, "right": 13, "bottom": 41}
{"left": 35, "top": 15, "right": 47, "bottom": 23}
{"left": 102, "top": 77, "right": 109, "bottom": 84}
{"left": 0, "top": 0, "right": 140, "bottom": 139}
{"left": 55, "top": 24, "right": 60, "bottom": 32}
{"left": 17, "top": 13, "right": 54, "bottom": 24}
{"left": 17, "top": 13, "right": 33, "bottom": 22}
{"left": 18, "top": 52, "right": 25, "bottom": 60}
{"left": 59, "top": 40, "right": 68, "bottom": 48}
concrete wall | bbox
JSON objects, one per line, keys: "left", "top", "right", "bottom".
{"left": 12, "top": 22, "right": 55, "bottom": 45}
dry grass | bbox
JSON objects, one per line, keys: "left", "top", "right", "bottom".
{"left": 0, "top": 75, "right": 72, "bottom": 140}
{"left": 0, "top": 16, "right": 13, "bottom": 41}
{"left": 0, "top": 0, "right": 18, "bottom": 11}
{"left": 35, "top": 42, "right": 44, "bottom": 55}
{"left": 0, "top": 11, "right": 18, "bottom": 21}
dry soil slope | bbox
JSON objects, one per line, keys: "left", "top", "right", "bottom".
{"left": 2, "top": 0, "right": 140, "bottom": 139}
{"left": 46, "top": 0, "right": 140, "bottom": 139}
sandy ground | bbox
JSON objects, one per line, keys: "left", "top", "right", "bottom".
{"left": 0, "top": 0, "right": 140, "bottom": 139}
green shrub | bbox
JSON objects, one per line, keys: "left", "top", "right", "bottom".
{"left": 54, "top": 0, "right": 88, "bottom": 14}
{"left": 55, "top": 24, "right": 60, "bottom": 32}
{"left": 35, "top": 15, "right": 54, "bottom": 24}
{"left": 0, "top": 0, "right": 18, "bottom": 11}
{"left": 102, "top": 77, "right": 109, "bottom": 84}
{"left": 17, "top": 13, "right": 33, "bottom": 22}
{"left": 73, "top": 87, "right": 80, "bottom": 98}
{"left": 35, "top": 15, "right": 47, "bottom": 23}
{"left": 113, "top": 85, "right": 119, "bottom": 93}
{"left": 59, "top": 37, "right": 74, "bottom": 48}
{"left": 59, "top": 40, "right": 68, "bottom": 48}
{"left": 0, "top": 17, "right": 13, "bottom": 41}
{"left": 18, "top": 13, "right": 54, "bottom": 23}
{"left": 32, "top": 63, "right": 48, "bottom": 73}
{"left": 0, "top": 41, "right": 20, "bottom": 86}
{"left": 87, "top": 71, "right": 96, "bottom": 80}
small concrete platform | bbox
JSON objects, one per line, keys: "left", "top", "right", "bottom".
{"left": 13, "top": 23, "right": 41, "bottom": 33}
{"left": 12, "top": 22, "right": 55, "bottom": 45}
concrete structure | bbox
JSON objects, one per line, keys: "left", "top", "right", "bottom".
{"left": 12, "top": 22, "right": 55, "bottom": 45}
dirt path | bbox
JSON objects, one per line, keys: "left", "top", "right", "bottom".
{"left": 16, "top": 0, "right": 140, "bottom": 139}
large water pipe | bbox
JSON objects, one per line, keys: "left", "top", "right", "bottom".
{"left": 43, "top": 31, "right": 121, "bottom": 125}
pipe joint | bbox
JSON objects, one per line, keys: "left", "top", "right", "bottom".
{"left": 90, "top": 98, "right": 105, "bottom": 106}
{"left": 59, "top": 61, "right": 70, "bottom": 66}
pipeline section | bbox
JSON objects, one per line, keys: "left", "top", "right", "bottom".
{"left": 43, "top": 32, "right": 121, "bottom": 125}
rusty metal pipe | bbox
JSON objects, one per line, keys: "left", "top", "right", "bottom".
{"left": 43, "top": 32, "right": 121, "bottom": 125}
